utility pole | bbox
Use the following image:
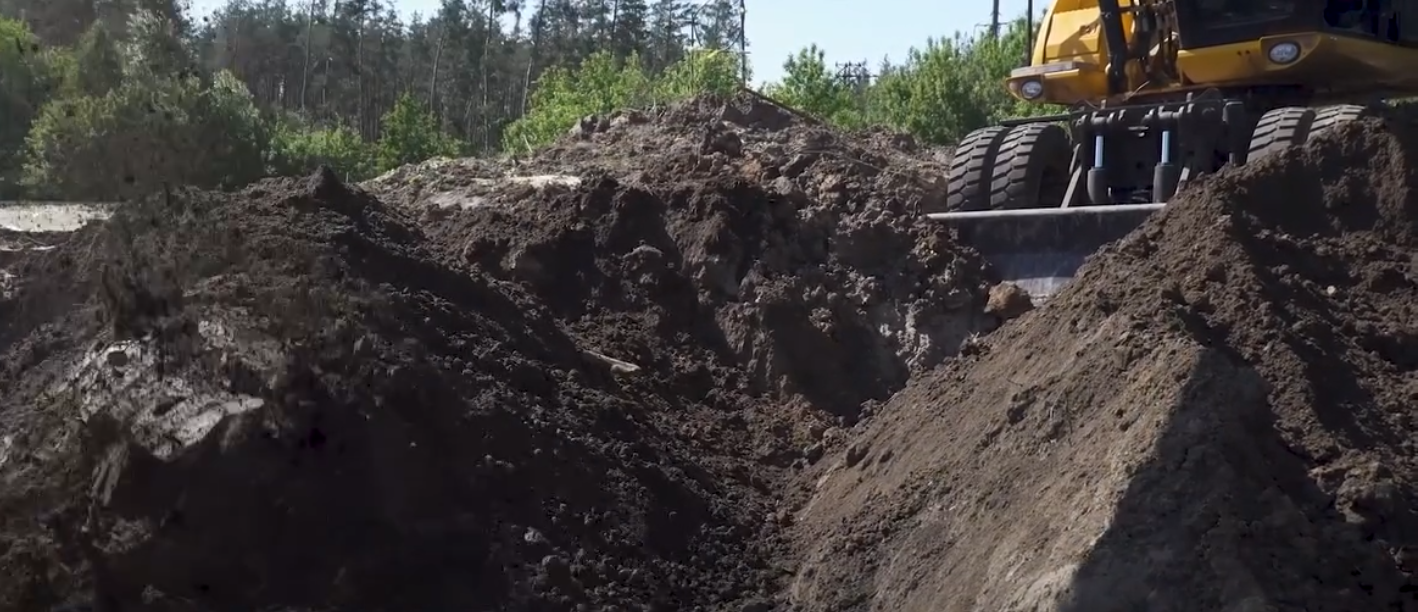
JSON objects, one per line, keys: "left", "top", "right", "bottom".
{"left": 991, "top": 0, "right": 1001, "bottom": 37}
{"left": 835, "top": 61, "right": 872, "bottom": 115}
{"left": 834, "top": 62, "right": 870, "bottom": 87}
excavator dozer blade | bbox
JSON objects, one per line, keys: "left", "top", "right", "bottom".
{"left": 926, "top": 203, "right": 1164, "bottom": 300}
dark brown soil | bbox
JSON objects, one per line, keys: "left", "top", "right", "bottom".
{"left": 0, "top": 94, "right": 995, "bottom": 612}
{"left": 789, "top": 114, "right": 1418, "bottom": 611}
{"left": 0, "top": 169, "right": 797, "bottom": 612}
{"left": 372, "top": 91, "right": 995, "bottom": 459}
{"left": 365, "top": 92, "right": 956, "bottom": 215}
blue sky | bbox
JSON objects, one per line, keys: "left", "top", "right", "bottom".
{"left": 187, "top": 0, "right": 1035, "bottom": 83}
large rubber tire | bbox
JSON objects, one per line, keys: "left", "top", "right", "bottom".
{"left": 1248, "top": 107, "right": 1316, "bottom": 162}
{"left": 988, "top": 123, "right": 1072, "bottom": 210}
{"left": 946, "top": 126, "right": 1009, "bottom": 211}
{"left": 1248, "top": 104, "right": 1372, "bottom": 163}
{"left": 1311, "top": 104, "right": 1371, "bottom": 134}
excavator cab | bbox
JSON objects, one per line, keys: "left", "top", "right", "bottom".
{"left": 931, "top": 0, "right": 1418, "bottom": 300}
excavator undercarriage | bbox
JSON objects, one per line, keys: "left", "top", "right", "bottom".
{"left": 932, "top": 0, "right": 1418, "bottom": 299}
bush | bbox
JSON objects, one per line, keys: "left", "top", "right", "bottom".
{"left": 22, "top": 70, "right": 268, "bottom": 200}
{"left": 503, "top": 48, "right": 742, "bottom": 153}
{"left": 508, "top": 19, "right": 1057, "bottom": 154}
{"left": 0, "top": 17, "right": 64, "bottom": 197}
{"left": 377, "top": 93, "right": 464, "bottom": 174}
{"left": 268, "top": 116, "right": 378, "bottom": 182}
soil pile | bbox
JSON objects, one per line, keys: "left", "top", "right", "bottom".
{"left": 0, "top": 92, "right": 1008, "bottom": 612}
{"left": 789, "top": 114, "right": 1418, "bottom": 611}
{"left": 0, "top": 170, "right": 790, "bottom": 612}
{"left": 368, "top": 93, "right": 993, "bottom": 437}
{"left": 365, "top": 92, "right": 955, "bottom": 214}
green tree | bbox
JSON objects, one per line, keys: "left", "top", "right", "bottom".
{"left": 868, "top": 18, "right": 1054, "bottom": 145}
{"left": 270, "top": 119, "right": 377, "bottom": 182}
{"left": 0, "top": 17, "right": 60, "bottom": 197}
{"left": 502, "top": 47, "right": 742, "bottom": 153}
{"left": 763, "top": 45, "right": 860, "bottom": 126}
{"left": 503, "top": 50, "right": 653, "bottom": 152}
{"left": 22, "top": 70, "right": 269, "bottom": 200}
{"left": 377, "top": 92, "right": 462, "bottom": 172}
{"left": 191, "top": 70, "right": 273, "bottom": 188}
{"left": 123, "top": 7, "right": 196, "bottom": 82}
{"left": 66, "top": 22, "right": 125, "bottom": 97}
{"left": 653, "top": 47, "right": 740, "bottom": 99}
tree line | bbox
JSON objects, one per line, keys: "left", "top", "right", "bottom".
{"left": 0, "top": 0, "right": 1045, "bottom": 201}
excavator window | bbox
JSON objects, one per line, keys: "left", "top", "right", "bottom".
{"left": 1192, "top": 0, "right": 1295, "bottom": 22}
{"left": 1326, "top": 0, "right": 1368, "bottom": 29}
{"left": 1325, "top": 0, "right": 1406, "bottom": 42}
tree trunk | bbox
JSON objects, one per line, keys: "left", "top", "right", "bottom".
{"left": 300, "top": 0, "right": 315, "bottom": 110}
{"left": 522, "top": 0, "right": 546, "bottom": 115}
{"left": 429, "top": 19, "right": 446, "bottom": 121}
{"left": 480, "top": 0, "right": 498, "bottom": 153}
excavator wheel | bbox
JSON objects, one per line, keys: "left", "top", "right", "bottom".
{"left": 1248, "top": 104, "right": 1373, "bottom": 163}
{"left": 1311, "top": 104, "right": 1373, "bottom": 134}
{"left": 946, "top": 126, "right": 1010, "bottom": 211}
{"left": 988, "top": 123, "right": 1072, "bottom": 210}
{"left": 1248, "top": 107, "right": 1317, "bottom": 162}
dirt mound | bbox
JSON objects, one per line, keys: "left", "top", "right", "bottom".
{"left": 368, "top": 93, "right": 995, "bottom": 436}
{"left": 365, "top": 92, "right": 956, "bottom": 214}
{"left": 789, "top": 114, "right": 1418, "bottom": 611}
{"left": 0, "top": 93, "right": 1013, "bottom": 611}
{"left": 0, "top": 170, "right": 794, "bottom": 612}
{"left": 530, "top": 92, "right": 956, "bottom": 213}
{"left": 425, "top": 172, "right": 991, "bottom": 424}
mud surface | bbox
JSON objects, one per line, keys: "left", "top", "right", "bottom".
{"left": 0, "top": 94, "right": 992, "bottom": 612}
{"left": 790, "top": 114, "right": 1418, "bottom": 611}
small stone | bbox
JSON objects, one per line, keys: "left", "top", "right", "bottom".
{"left": 985, "top": 282, "right": 1034, "bottom": 320}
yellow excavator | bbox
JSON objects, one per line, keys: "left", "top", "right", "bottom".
{"left": 931, "top": 0, "right": 1418, "bottom": 299}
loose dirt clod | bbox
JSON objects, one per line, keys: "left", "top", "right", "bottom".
{"left": 984, "top": 281, "right": 1033, "bottom": 321}
{"left": 0, "top": 94, "right": 992, "bottom": 612}
{"left": 790, "top": 114, "right": 1418, "bottom": 611}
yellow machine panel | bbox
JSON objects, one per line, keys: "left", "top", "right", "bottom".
{"left": 1008, "top": 0, "right": 1418, "bottom": 106}
{"left": 935, "top": 0, "right": 1418, "bottom": 299}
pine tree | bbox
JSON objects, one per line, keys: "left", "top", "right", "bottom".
{"left": 609, "top": 0, "right": 648, "bottom": 59}
{"left": 70, "top": 22, "right": 125, "bottom": 96}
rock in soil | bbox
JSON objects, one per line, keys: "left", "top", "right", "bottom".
{"left": 984, "top": 281, "right": 1033, "bottom": 321}
{"left": 788, "top": 113, "right": 1418, "bottom": 611}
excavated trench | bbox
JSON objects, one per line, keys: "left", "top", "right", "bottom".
{"left": 5, "top": 93, "right": 1415, "bottom": 612}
